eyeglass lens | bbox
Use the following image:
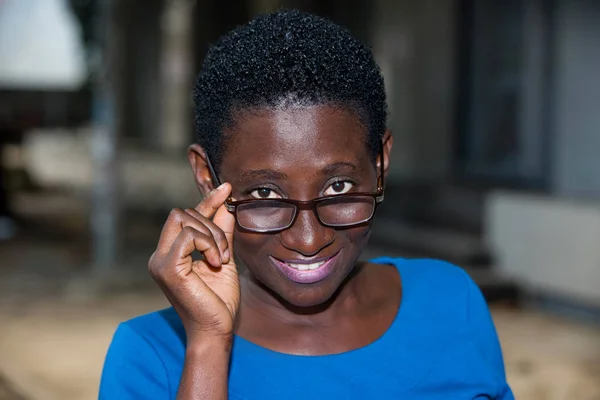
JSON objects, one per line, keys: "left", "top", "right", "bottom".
{"left": 235, "top": 196, "right": 376, "bottom": 231}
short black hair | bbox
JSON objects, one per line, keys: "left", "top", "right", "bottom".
{"left": 193, "top": 9, "right": 387, "bottom": 171}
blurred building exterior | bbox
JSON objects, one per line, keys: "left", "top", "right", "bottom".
{"left": 1, "top": 0, "right": 599, "bottom": 311}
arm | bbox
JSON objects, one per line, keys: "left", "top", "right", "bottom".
{"left": 465, "top": 275, "right": 515, "bottom": 400}
{"left": 148, "top": 183, "right": 240, "bottom": 399}
{"left": 176, "top": 337, "right": 231, "bottom": 400}
{"left": 99, "top": 324, "right": 169, "bottom": 399}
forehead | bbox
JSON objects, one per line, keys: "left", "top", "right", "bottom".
{"left": 220, "top": 105, "right": 370, "bottom": 173}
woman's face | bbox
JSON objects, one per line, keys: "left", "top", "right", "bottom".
{"left": 198, "top": 105, "right": 390, "bottom": 307}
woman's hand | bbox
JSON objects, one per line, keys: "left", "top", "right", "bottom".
{"left": 149, "top": 183, "right": 240, "bottom": 344}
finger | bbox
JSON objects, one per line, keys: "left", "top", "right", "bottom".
{"left": 149, "top": 250, "right": 209, "bottom": 306}
{"left": 156, "top": 208, "right": 216, "bottom": 257}
{"left": 212, "top": 202, "right": 236, "bottom": 262}
{"left": 155, "top": 208, "right": 188, "bottom": 256}
{"left": 169, "top": 226, "right": 222, "bottom": 271}
{"left": 196, "top": 183, "right": 232, "bottom": 219}
{"left": 184, "top": 208, "right": 229, "bottom": 263}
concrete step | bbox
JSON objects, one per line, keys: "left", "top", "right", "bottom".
{"left": 463, "top": 267, "right": 520, "bottom": 304}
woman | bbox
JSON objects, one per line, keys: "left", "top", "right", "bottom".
{"left": 100, "top": 10, "right": 514, "bottom": 399}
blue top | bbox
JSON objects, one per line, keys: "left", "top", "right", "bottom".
{"left": 99, "top": 258, "right": 514, "bottom": 399}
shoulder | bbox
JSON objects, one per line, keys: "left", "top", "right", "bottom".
{"left": 371, "top": 257, "right": 511, "bottom": 394}
{"left": 370, "top": 257, "right": 480, "bottom": 323}
{"left": 116, "top": 307, "right": 186, "bottom": 361}
{"left": 370, "top": 256, "right": 475, "bottom": 295}
{"left": 100, "top": 308, "right": 185, "bottom": 398}
{"left": 123, "top": 307, "right": 185, "bottom": 339}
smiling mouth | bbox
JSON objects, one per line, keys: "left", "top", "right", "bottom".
{"left": 285, "top": 260, "right": 328, "bottom": 271}
{"left": 270, "top": 251, "right": 341, "bottom": 284}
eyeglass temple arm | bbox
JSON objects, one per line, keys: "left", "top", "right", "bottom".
{"left": 377, "top": 143, "right": 385, "bottom": 192}
{"left": 206, "top": 154, "right": 223, "bottom": 188}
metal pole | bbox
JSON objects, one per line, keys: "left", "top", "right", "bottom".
{"left": 90, "top": 0, "right": 121, "bottom": 270}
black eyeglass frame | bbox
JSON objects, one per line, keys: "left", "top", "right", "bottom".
{"left": 205, "top": 145, "right": 386, "bottom": 233}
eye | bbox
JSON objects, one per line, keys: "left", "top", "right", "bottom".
{"left": 249, "top": 188, "right": 282, "bottom": 199}
{"left": 324, "top": 181, "right": 354, "bottom": 196}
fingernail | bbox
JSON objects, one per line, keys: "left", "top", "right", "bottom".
{"left": 223, "top": 249, "right": 230, "bottom": 261}
{"left": 217, "top": 183, "right": 227, "bottom": 191}
{"left": 208, "top": 184, "right": 224, "bottom": 196}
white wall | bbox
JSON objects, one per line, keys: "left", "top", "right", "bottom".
{"left": 0, "top": 0, "right": 86, "bottom": 89}
{"left": 551, "top": 1, "right": 600, "bottom": 199}
{"left": 486, "top": 191, "right": 600, "bottom": 307}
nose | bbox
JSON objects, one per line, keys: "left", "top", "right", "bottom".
{"left": 279, "top": 208, "right": 335, "bottom": 256}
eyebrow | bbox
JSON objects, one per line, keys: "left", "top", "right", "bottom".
{"left": 236, "top": 169, "right": 289, "bottom": 183}
{"left": 320, "top": 162, "right": 359, "bottom": 176}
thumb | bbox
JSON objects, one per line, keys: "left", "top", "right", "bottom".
{"left": 196, "top": 183, "right": 232, "bottom": 219}
{"left": 213, "top": 202, "right": 236, "bottom": 260}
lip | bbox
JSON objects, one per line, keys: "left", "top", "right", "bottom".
{"left": 270, "top": 251, "right": 341, "bottom": 284}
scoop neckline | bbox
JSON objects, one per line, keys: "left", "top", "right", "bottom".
{"left": 232, "top": 257, "right": 407, "bottom": 359}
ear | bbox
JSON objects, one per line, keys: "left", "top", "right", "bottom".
{"left": 188, "top": 143, "right": 216, "bottom": 196}
{"left": 378, "top": 130, "right": 394, "bottom": 180}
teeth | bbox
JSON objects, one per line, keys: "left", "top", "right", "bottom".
{"left": 287, "top": 261, "right": 326, "bottom": 271}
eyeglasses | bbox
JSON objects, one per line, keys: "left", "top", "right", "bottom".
{"left": 206, "top": 146, "right": 385, "bottom": 233}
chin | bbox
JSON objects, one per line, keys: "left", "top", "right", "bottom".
{"left": 277, "top": 284, "right": 342, "bottom": 309}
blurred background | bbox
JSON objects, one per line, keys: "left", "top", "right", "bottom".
{"left": 0, "top": 0, "right": 599, "bottom": 399}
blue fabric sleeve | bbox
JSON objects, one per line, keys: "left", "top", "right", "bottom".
{"left": 99, "top": 323, "right": 171, "bottom": 400}
{"left": 464, "top": 272, "right": 515, "bottom": 399}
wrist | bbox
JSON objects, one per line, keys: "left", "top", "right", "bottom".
{"left": 187, "top": 333, "right": 234, "bottom": 356}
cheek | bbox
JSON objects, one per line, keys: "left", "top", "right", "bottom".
{"left": 232, "top": 229, "right": 274, "bottom": 262}
{"left": 342, "top": 224, "right": 372, "bottom": 249}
